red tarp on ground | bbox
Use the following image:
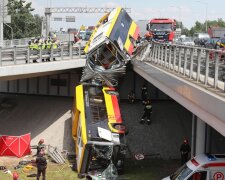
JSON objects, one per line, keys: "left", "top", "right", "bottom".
{"left": 0, "top": 133, "right": 31, "bottom": 157}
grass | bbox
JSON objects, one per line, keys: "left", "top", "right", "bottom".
{"left": 1, "top": 158, "right": 180, "bottom": 180}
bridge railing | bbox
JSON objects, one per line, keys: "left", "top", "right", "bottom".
{"left": 3, "top": 38, "right": 31, "bottom": 47}
{"left": 139, "top": 42, "right": 225, "bottom": 93}
{"left": 0, "top": 42, "right": 85, "bottom": 66}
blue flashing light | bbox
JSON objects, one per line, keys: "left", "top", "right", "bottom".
{"left": 207, "top": 154, "right": 216, "bottom": 161}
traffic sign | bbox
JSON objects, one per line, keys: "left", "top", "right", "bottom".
{"left": 53, "top": 17, "right": 63, "bottom": 21}
{"left": 66, "top": 16, "right": 75, "bottom": 22}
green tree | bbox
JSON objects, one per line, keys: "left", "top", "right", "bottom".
{"left": 4, "top": 0, "right": 42, "bottom": 39}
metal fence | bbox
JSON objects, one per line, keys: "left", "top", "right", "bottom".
{"left": 0, "top": 42, "right": 85, "bottom": 66}
{"left": 137, "top": 42, "right": 225, "bottom": 92}
{"left": 3, "top": 38, "right": 31, "bottom": 47}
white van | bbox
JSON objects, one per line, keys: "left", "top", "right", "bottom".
{"left": 162, "top": 154, "right": 225, "bottom": 180}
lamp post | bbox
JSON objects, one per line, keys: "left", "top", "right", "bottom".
{"left": 195, "top": 0, "right": 208, "bottom": 32}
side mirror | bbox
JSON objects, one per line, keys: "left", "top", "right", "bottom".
{"left": 146, "top": 24, "right": 149, "bottom": 31}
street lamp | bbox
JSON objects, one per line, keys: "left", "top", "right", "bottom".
{"left": 195, "top": 0, "right": 208, "bottom": 32}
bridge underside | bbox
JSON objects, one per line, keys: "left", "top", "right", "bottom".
{"left": 0, "top": 59, "right": 86, "bottom": 81}
{"left": 133, "top": 60, "right": 225, "bottom": 137}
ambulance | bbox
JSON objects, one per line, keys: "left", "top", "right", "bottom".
{"left": 162, "top": 154, "right": 225, "bottom": 180}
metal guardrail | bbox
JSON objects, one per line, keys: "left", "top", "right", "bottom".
{"left": 0, "top": 42, "right": 85, "bottom": 66}
{"left": 137, "top": 42, "right": 225, "bottom": 93}
{"left": 3, "top": 38, "right": 31, "bottom": 47}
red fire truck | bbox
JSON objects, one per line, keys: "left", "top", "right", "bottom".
{"left": 146, "top": 18, "right": 177, "bottom": 43}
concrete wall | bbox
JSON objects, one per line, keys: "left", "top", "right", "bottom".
{"left": 0, "top": 69, "right": 82, "bottom": 97}
{"left": 118, "top": 63, "right": 170, "bottom": 100}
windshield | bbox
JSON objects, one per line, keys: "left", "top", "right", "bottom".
{"left": 150, "top": 23, "right": 172, "bottom": 31}
{"left": 170, "top": 164, "right": 192, "bottom": 180}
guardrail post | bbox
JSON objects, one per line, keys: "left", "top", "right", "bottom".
{"left": 189, "top": 48, "right": 194, "bottom": 79}
{"left": 69, "top": 42, "right": 73, "bottom": 59}
{"left": 79, "top": 43, "right": 81, "bottom": 58}
{"left": 196, "top": 49, "right": 202, "bottom": 82}
{"left": 173, "top": 46, "right": 177, "bottom": 71}
{"left": 160, "top": 44, "right": 164, "bottom": 66}
{"left": 14, "top": 46, "right": 17, "bottom": 65}
{"left": 39, "top": 45, "right": 42, "bottom": 62}
{"left": 204, "top": 50, "right": 209, "bottom": 85}
{"left": 61, "top": 44, "right": 64, "bottom": 60}
{"left": 27, "top": 46, "right": 30, "bottom": 64}
{"left": 0, "top": 47, "right": 2, "bottom": 66}
{"left": 153, "top": 44, "right": 156, "bottom": 62}
{"left": 50, "top": 44, "right": 53, "bottom": 61}
{"left": 164, "top": 45, "right": 168, "bottom": 68}
{"left": 178, "top": 47, "right": 182, "bottom": 73}
{"left": 183, "top": 48, "right": 188, "bottom": 76}
{"left": 168, "top": 45, "right": 172, "bottom": 69}
{"left": 214, "top": 52, "right": 219, "bottom": 89}
{"left": 157, "top": 44, "right": 161, "bottom": 64}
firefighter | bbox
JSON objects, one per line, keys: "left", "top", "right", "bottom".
{"left": 128, "top": 90, "right": 135, "bottom": 103}
{"left": 36, "top": 139, "right": 45, "bottom": 156}
{"left": 141, "top": 84, "right": 148, "bottom": 104}
{"left": 180, "top": 138, "right": 191, "bottom": 165}
{"left": 140, "top": 100, "right": 152, "bottom": 125}
{"left": 36, "top": 150, "right": 47, "bottom": 180}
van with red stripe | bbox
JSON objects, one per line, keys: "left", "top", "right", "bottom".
{"left": 162, "top": 154, "right": 225, "bottom": 180}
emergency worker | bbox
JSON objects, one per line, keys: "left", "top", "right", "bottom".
{"left": 141, "top": 84, "right": 148, "bottom": 104}
{"left": 36, "top": 139, "right": 45, "bottom": 156}
{"left": 128, "top": 90, "right": 135, "bottom": 103}
{"left": 180, "top": 138, "right": 191, "bottom": 165}
{"left": 140, "top": 100, "right": 152, "bottom": 125}
{"left": 36, "top": 150, "right": 47, "bottom": 180}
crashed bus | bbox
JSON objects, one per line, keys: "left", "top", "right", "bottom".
{"left": 72, "top": 7, "right": 139, "bottom": 179}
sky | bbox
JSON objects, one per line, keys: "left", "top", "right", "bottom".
{"left": 27, "top": 0, "right": 225, "bottom": 31}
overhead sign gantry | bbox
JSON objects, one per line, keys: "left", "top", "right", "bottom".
{"left": 44, "top": 7, "right": 131, "bottom": 37}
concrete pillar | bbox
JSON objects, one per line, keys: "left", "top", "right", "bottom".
{"left": 191, "top": 114, "right": 196, "bottom": 157}
{"left": 0, "top": 23, "right": 3, "bottom": 47}
{"left": 195, "top": 117, "right": 206, "bottom": 155}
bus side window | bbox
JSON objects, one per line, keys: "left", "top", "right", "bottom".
{"left": 188, "top": 171, "right": 207, "bottom": 180}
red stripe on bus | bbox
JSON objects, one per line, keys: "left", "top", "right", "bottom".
{"left": 111, "top": 95, "right": 122, "bottom": 123}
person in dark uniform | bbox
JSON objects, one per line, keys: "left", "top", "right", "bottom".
{"left": 128, "top": 90, "right": 135, "bottom": 103}
{"left": 141, "top": 84, "right": 148, "bottom": 104}
{"left": 140, "top": 100, "right": 152, "bottom": 125}
{"left": 180, "top": 139, "right": 191, "bottom": 165}
{"left": 36, "top": 150, "right": 47, "bottom": 180}
{"left": 36, "top": 139, "right": 45, "bottom": 156}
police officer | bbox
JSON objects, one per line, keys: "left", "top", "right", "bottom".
{"left": 180, "top": 139, "right": 191, "bottom": 165}
{"left": 36, "top": 150, "right": 47, "bottom": 180}
{"left": 140, "top": 100, "right": 152, "bottom": 125}
{"left": 141, "top": 84, "right": 148, "bottom": 104}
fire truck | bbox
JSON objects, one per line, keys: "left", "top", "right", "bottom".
{"left": 146, "top": 18, "right": 177, "bottom": 43}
